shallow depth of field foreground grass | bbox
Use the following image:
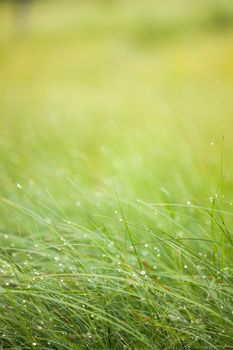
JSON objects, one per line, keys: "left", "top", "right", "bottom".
{"left": 0, "top": 0, "right": 233, "bottom": 349}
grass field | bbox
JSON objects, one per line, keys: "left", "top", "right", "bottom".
{"left": 0, "top": 1, "right": 233, "bottom": 349}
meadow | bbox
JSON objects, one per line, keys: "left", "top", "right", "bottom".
{"left": 0, "top": 0, "right": 233, "bottom": 348}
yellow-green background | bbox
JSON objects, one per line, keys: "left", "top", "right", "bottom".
{"left": 0, "top": 0, "right": 233, "bottom": 209}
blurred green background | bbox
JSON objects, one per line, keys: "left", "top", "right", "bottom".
{"left": 0, "top": 0, "right": 233, "bottom": 216}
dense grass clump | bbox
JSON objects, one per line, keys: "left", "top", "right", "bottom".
{"left": 0, "top": 0, "right": 233, "bottom": 349}
{"left": 0, "top": 193, "right": 233, "bottom": 349}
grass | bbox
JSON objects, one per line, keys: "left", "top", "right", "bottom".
{"left": 0, "top": 0, "right": 233, "bottom": 349}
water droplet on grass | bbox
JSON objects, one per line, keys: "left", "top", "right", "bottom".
{"left": 29, "top": 179, "right": 34, "bottom": 186}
